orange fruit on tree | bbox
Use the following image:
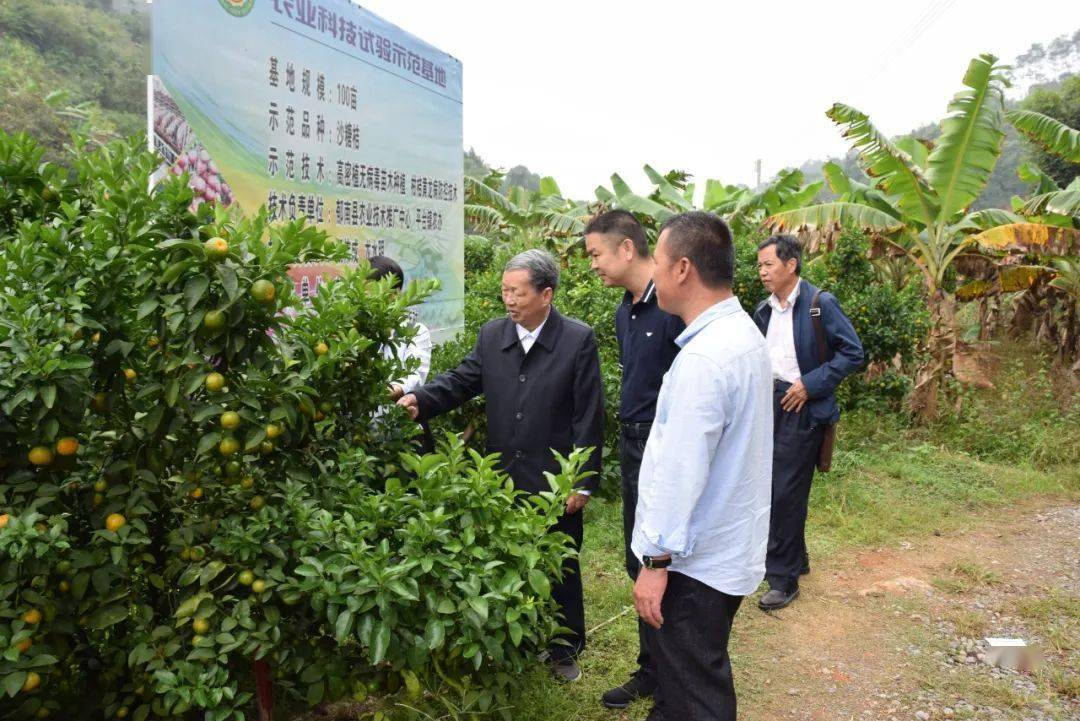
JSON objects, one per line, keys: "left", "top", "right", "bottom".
{"left": 91, "top": 331, "right": 101, "bottom": 343}
{"left": 55, "top": 437, "right": 79, "bottom": 456}
{"left": 123, "top": 368, "right": 137, "bottom": 383}
{"left": 91, "top": 392, "right": 108, "bottom": 413}
{"left": 240, "top": 477, "right": 254, "bottom": 489}
{"left": 204, "top": 237, "right": 229, "bottom": 261}
{"left": 250, "top": 279, "right": 276, "bottom": 304}
{"left": 58, "top": 580, "right": 70, "bottom": 593}
{"left": 147, "top": 335, "right": 160, "bottom": 348}
{"left": 220, "top": 411, "right": 241, "bottom": 429}
{"left": 0, "top": 513, "right": 10, "bottom": 529}
{"left": 314, "top": 342, "right": 329, "bottom": 356}
{"left": 116, "top": 707, "right": 129, "bottom": 719}
{"left": 188, "top": 487, "right": 203, "bottom": 500}
{"left": 249, "top": 495, "right": 265, "bottom": 511}
{"left": 251, "top": 579, "right": 267, "bottom": 594}
{"left": 202, "top": 310, "right": 226, "bottom": 332}
{"left": 265, "top": 423, "right": 282, "bottom": 439}
{"left": 105, "top": 513, "right": 126, "bottom": 532}
{"left": 22, "top": 608, "right": 42, "bottom": 625}
{"left": 218, "top": 437, "right": 240, "bottom": 456}
{"left": 93, "top": 479, "right": 108, "bottom": 493}
{"left": 259, "top": 441, "right": 274, "bottom": 455}
{"left": 238, "top": 570, "right": 255, "bottom": 586}
{"left": 15, "top": 637, "right": 32, "bottom": 653}
{"left": 21, "top": 671, "right": 41, "bottom": 692}
{"left": 189, "top": 546, "right": 206, "bottom": 561}
{"left": 205, "top": 372, "right": 226, "bottom": 393}
{"left": 192, "top": 618, "right": 210, "bottom": 635}
{"left": 28, "top": 446, "right": 54, "bottom": 466}
{"left": 93, "top": 492, "right": 104, "bottom": 507}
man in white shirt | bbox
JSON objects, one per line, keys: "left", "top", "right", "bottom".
{"left": 753, "top": 235, "right": 864, "bottom": 611}
{"left": 631, "top": 211, "right": 773, "bottom": 721}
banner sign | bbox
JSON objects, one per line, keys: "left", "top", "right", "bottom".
{"left": 152, "top": 0, "right": 464, "bottom": 341}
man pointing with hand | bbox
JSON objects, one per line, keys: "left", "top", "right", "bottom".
{"left": 397, "top": 248, "right": 604, "bottom": 683}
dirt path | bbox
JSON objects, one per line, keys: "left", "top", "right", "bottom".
{"left": 732, "top": 502, "right": 1078, "bottom": 721}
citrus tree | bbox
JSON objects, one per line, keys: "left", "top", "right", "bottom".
{"left": 0, "top": 130, "right": 584, "bottom": 720}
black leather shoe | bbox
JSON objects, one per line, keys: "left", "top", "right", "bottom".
{"left": 758, "top": 587, "right": 800, "bottom": 611}
{"left": 550, "top": 658, "right": 581, "bottom": 682}
{"left": 601, "top": 670, "right": 655, "bottom": 708}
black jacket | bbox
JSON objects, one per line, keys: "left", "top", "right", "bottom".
{"left": 752, "top": 279, "right": 865, "bottom": 425}
{"left": 413, "top": 307, "right": 604, "bottom": 494}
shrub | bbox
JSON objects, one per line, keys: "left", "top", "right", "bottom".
{"left": 0, "top": 130, "right": 580, "bottom": 720}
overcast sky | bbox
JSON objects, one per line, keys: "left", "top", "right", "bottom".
{"left": 358, "top": 0, "right": 1079, "bottom": 200}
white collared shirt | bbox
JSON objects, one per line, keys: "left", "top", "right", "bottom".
{"left": 515, "top": 317, "right": 547, "bottom": 354}
{"left": 631, "top": 296, "right": 773, "bottom": 595}
{"left": 765, "top": 283, "right": 802, "bottom": 383}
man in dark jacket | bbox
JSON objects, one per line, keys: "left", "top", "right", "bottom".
{"left": 753, "top": 235, "right": 864, "bottom": 611}
{"left": 398, "top": 248, "right": 605, "bottom": 681}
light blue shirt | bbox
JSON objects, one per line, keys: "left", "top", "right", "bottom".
{"left": 631, "top": 296, "right": 774, "bottom": 596}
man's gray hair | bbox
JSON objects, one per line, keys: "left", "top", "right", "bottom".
{"left": 504, "top": 249, "right": 559, "bottom": 293}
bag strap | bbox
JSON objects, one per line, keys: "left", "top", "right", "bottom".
{"left": 810, "top": 290, "right": 828, "bottom": 366}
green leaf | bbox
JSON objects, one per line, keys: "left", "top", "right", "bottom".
{"left": 217, "top": 265, "right": 239, "bottom": 301}
{"left": 40, "top": 384, "right": 56, "bottom": 409}
{"left": 89, "top": 604, "right": 128, "bottom": 629}
{"left": 136, "top": 297, "right": 159, "bottom": 320}
{"left": 926, "top": 54, "right": 1009, "bottom": 220}
{"left": 466, "top": 596, "right": 488, "bottom": 622}
{"left": 508, "top": 622, "right": 523, "bottom": 647}
{"left": 184, "top": 276, "right": 210, "bottom": 311}
{"left": 527, "top": 569, "right": 550, "bottom": 597}
{"left": 165, "top": 378, "right": 180, "bottom": 407}
{"left": 4, "top": 671, "right": 27, "bottom": 698}
{"left": 825, "top": 103, "right": 938, "bottom": 227}
{"left": 371, "top": 621, "right": 391, "bottom": 664}
{"left": 1007, "top": 109, "right": 1080, "bottom": 163}
{"left": 59, "top": 355, "right": 94, "bottom": 370}
{"left": 424, "top": 618, "right": 445, "bottom": 649}
{"left": 334, "top": 609, "right": 353, "bottom": 643}
{"left": 196, "top": 432, "right": 221, "bottom": 457}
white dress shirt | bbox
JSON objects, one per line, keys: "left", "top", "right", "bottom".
{"left": 631, "top": 297, "right": 773, "bottom": 595}
{"left": 765, "top": 284, "right": 802, "bottom": 383}
{"left": 515, "top": 316, "right": 548, "bottom": 354}
{"left": 382, "top": 315, "right": 432, "bottom": 392}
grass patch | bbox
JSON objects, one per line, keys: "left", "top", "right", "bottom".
{"left": 932, "top": 561, "right": 1004, "bottom": 594}
{"left": 1012, "top": 590, "right": 1080, "bottom": 654}
{"left": 946, "top": 607, "right": 992, "bottom": 638}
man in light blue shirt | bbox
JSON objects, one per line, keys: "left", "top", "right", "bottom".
{"left": 631, "top": 211, "right": 773, "bottom": 721}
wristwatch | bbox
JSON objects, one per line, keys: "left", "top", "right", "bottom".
{"left": 641, "top": 554, "right": 672, "bottom": 570}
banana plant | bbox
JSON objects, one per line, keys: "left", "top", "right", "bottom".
{"left": 465, "top": 172, "right": 594, "bottom": 257}
{"left": 764, "top": 54, "right": 1014, "bottom": 421}
{"left": 596, "top": 164, "right": 823, "bottom": 238}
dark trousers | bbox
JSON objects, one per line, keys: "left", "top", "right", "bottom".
{"left": 619, "top": 424, "right": 654, "bottom": 681}
{"left": 766, "top": 382, "right": 826, "bottom": 593}
{"left": 646, "top": 572, "right": 743, "bottom": 721}
{"left": 548, "top": 508, "right": 586, "bottom": 661}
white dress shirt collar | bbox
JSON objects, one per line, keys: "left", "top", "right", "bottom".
{"left": 768, "top": 281, "right": 800, "bottom": 313}
{"left": 516, "top": 315, "right": 548, "bottom": 354}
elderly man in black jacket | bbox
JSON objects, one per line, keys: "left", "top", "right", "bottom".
{"left": 398, "top": 248, "right": 605, "bottom": 682}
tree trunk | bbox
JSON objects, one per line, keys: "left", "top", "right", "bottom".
{"left": 910, "top": 287, "right": 955, "bottom": 423}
